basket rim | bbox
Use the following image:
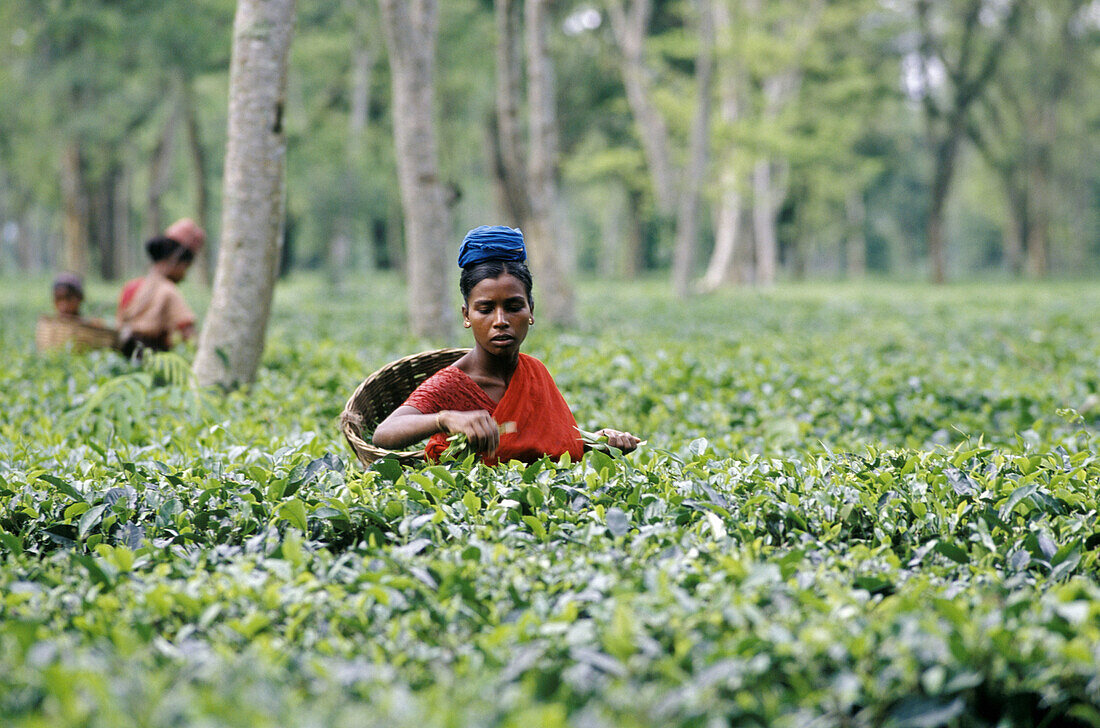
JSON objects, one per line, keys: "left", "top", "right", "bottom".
{"left": 340, "top": 347, "right": 470, "bottom": 468}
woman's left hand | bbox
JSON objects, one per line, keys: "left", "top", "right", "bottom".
{"left": 596, "top": 428, "right": 641, "bottom": 454}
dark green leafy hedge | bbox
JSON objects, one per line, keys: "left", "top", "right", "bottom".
{"left": 2, "top": 277, "right": 1099, "bottom": 727}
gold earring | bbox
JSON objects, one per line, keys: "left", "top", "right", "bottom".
{"left": 463, "top": 321, "right": 471, "bottom": 328}
{"left": 528, "top": 318, "right": 534, "bottom": 325}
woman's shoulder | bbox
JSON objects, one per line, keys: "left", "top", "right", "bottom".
{"left": 404, "top": 365, "right": 494, "bottom": 413}
{"left": 517, "top": 352, "right": 547, "bottom": 369}
{"left": 516, "top": 353, "right": 554, "bottom": 378}
{"left": 420, "top": 365, "right": 467, "bottom": 387}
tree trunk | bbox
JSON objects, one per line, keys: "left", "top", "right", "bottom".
{"left": 845, "top": 191, "right": 866, "bottom": 278}
{"left": 193, "top": 0, "right": 296, "bottom": 388}
{"left": 671, "top": 0, "right": 715, "bottom": 298}
{"left": 916, "top": 0, "right": 1022, "bottom": 284}
{"left": 348, "top": 26, "right": 373, "bottom": 145}
{"left": 606, "top": 0, "right": 676, "bottom": 215}
{"left": 700, "top": 0, "right": 743, "bottom": 292}
{"left": 10, "top": 194, "right": 37, "bottom": 274}
{"left": 702, "top": 186, "right": 741, "bottom": 291}
{"left": 1024, "top": 106, "right": 1054, "bottom": 277}
{"left": 1024, "top": 162, "right": 1049, "bottom": 277}
{"left": 378, "top": 0, "right": 452, "bottom": 339}
{"left": 752, "top": 159, "right": 778, "bottom": 285}
{"left": 90, "top": 163, "right": 126, "bottom": 281}
{"left": 494, "top": 0, "right": 530, "bottom": 225}
{"left": 182, "top": 78, "right": 212, "bottom": 286}
{"left": 114, "top": 164, "right": 133, "bottom": 277}
{"left": 623, "top": 189, "right": 644, "bottom": 278}
{"left": 524, "top": 0, "right": 574, "bottom": 325}
{"left": 146, "top": 96, "right": 181, "bottom": 240}
{"left": 1001, "top": 178, "right": 1025, "bottom": 275}
{"left": 60, "top": 142, "right": 89, "bottom": 275}
{"left": 926, "top": 124, "right": 962, "bottom": 285}
{"left": 330, "top": 11, "right": 376, "bottom": 286}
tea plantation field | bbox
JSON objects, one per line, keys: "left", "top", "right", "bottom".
{"left": 2, "top": 275, "right": 1100, "bottom": 727}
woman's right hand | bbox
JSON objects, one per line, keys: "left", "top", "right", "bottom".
{"left": 439, "top": 409, "right": 500, "bottom": 457}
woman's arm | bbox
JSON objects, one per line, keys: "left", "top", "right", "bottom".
{"left": 373, "top": 405, "right": 503, "bottom": 457}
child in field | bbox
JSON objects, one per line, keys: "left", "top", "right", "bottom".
{"left": 52, "top": 273, "right": 85, "bottom": 319}
{"left": 36, "top": 272, "right": 114, "bottom": 353}
{"left": 116, "top": 218, "right": 203, "bottom": 356}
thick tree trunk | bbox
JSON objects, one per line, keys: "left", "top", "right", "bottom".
{"left": 494, "top": 0, "right": 530, "bottom": 225}
{"left": 916, "top": 0, "right": 1022, "bottom": 284}
{"left": 60, "top": 142, "right": 89, "bottom": 275}
{"left": 700, "top": 0, "right": 743, "bottom": 292}
{"left": 525, "top": 0, "right": 574, "bottom": 325}
{"left": 194, "top": 0, "right": 296, "bottom": 387}
{"left": 606, "top": 0, "right": 676, "bottom": 215}
{"left": 1001, "top": 178, "right": 1026, "bottom": 275}
{"left": 1024, "top": 162, "right": 1049, "bottom": 277}
{"left": 378, "top": 0, "right": 452, "bottom": 339}
{"left": 926, "top": 124, "right": 962, "bottom": 285}
{"left": 1024, "top": 107, "right": 1054, "bottom": 277}
{"left": 90, "top": 164, "right": 124, "bottom": 281}
{"left": 671, "top": 0, "right": 715, "bottom": 298}
{"left": 752, "top": 159, "right": 778, "bottom": 285}
{"left": 845, "top": 191, "right": 866, "bottom": 278}
{"left": 702, "top": 186, "right": 741, "bottom": 291}
{"left": 182, "top": 79, "right": 211, "bottom": 286}
{"left": 623, "top": 189, "right": 644, "bottom": 278}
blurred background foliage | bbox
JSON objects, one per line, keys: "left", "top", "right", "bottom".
{"left": 0, "top": 0, "right": 1097, "bottom": 286}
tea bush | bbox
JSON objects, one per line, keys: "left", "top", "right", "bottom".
{"left": 1, "top": 275, "right": 1099, "bottom": 727}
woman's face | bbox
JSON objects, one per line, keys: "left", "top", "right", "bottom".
{"left": 165, "top": 258, "right": 192, "bottom": 283}
{"left": 462, "top": 273, "right": 532, "bottom": 358}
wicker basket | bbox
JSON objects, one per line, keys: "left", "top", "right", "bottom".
{"left": 36, "top": 315, "right": 119, "bottom": 353}
{"left": 340, "top": 347, "right": 468, "bottom": 468}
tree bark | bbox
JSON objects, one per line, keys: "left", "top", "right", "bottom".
{"left": 494, "top": 0, "right": 530, "bottom": 225}
{"left": 844, "top": 190, "right": 866, "bottom": 278}
{"left": 1024, "top": 159, "right": 1049, "bottom": 277}
{"left": 1024, "top": 104, "right": 1055, "bottom": 277}
{"left": 606, "top": 0, "right": 676, "bottom": 215}
{"left": 377, "top": 0, "right": 452, "bottom": 339}
{"left": 182, "top": 78, "right": 212, "bottom": 286}
{"left": 925, "top": 117, "right": 964, "bottom": 285}
{"left": 114, "top": 164, "right": 133, "bottom": 277}
{"left": 89, "top": 162, "right": 128, "bottom": 281}
{"left": 348, "top": 13, "right": 374, "bottom": 146}
{"left": 752, "top": 159, "right": 778, "bottom": 286}
{"left": 60, "top": 142, "right": 89, "bottom": 275}
{"left": 146, "top": 94, "right": 182, "bottom": 240}
{"left": 700, "top": 0, "right": 743, "bottom": 292}
{"left": 193, "top": 0, "right": 296, "bottom": 388}
{"left": 330, "top": 7, "right": 376, "bottom": 285}
{"left": 623, "top": 189, "right": 645, "bottom": 278}
{"left": 702, "top": 186, "right": 741, "bottom": 291}
{"left": 671, "top": 0, "right": 715, "bottom": 298}
{"left": 524, "top": 0, "right": 575, "bottom": 325}
{"left": 916, "top": 0, "right": 1022, "bottom": 284}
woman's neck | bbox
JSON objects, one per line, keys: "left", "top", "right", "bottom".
{"left": 469, "top": 346, "right": 520, "bottom": 385}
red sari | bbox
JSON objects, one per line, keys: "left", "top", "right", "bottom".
{"left": 403, "top": 353, "right": 584, "bottom": 465}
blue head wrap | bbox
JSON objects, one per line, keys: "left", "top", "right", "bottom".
{"left": 457, "top": 225, "right": 526, "bottom": 268}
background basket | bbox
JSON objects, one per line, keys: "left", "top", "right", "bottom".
{"left": 36, "top": 315, "right": 119, "bottom": 353}
{"left": 340, "top": 347, "right": 468, "bottom": 468}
